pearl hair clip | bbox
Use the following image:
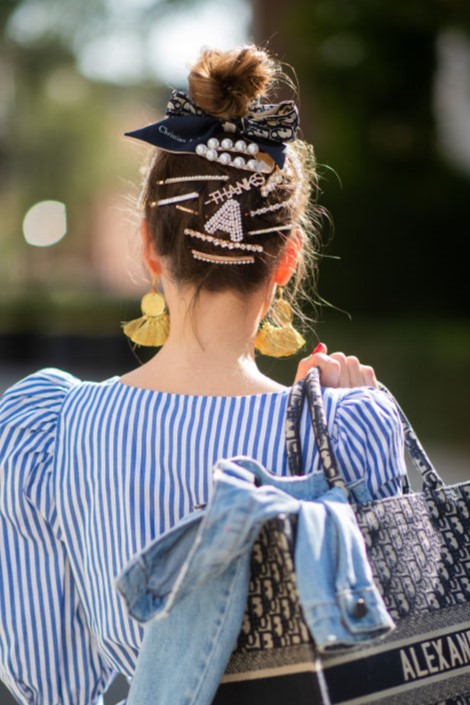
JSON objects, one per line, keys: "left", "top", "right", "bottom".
{"left": 191, "top": 249, "right": 255, "bottom": 265}
{"left": 157, "top": 175, "right": 229, "bottom": 184}
{"left": 249, "top": 201, "right": 290, "bottom": 217}
{"left": 184, "top": 228, "right": 263, "bottom": 253}
{"left": 260, "top": 169, "right": 285, "bottom": 197}
{"left": 195, "top": 138, "right": 273, "bottom": 174}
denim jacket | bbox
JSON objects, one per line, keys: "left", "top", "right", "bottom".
{"left": 116, "top": 457, "right": 394, "bottom": 705}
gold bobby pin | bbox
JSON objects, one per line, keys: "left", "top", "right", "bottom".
{"left": 191, "top": 249, "right": 255, "bottom": 265}
{"left": 247, "top": 225, "right": 293, "bottom": 236}
{"left": 176, "top": 205, "right": 199, "bottom": 215}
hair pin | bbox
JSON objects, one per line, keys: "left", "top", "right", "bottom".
{"left": 157, "top": 175, "right": 229, "bottom": 184}
{"left": 176, "top": 205, "right": 199, "bottom": 215}
{"left": 152, "top": 192, "right": 199, "bottom": 207}
{"left": 195, "top": 138, "right": 273, "bottom": 174}
{"left": 204, "top": 199, "right": 243, "bottom": 242}
{"left": 205, "top": 173, "right": 266, "bottom": 206}
{"left": 184, "top": 228, "right": 263, "bottom": 253}
{"left": 249, "top": 201, "right": 290, "bottom": 217}
{"left": 247, "top": 225, "right": 293, "bottom": 236}
{"left": 261, "top": 170, "right": 285, "bottom": 197}
{"left": 191, "top": 249, "right": 255, "bottom": 265}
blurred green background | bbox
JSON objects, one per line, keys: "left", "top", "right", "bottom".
{"left": 0, "top": 1, "right": 469, "bottom": 701}
{"left": 1, "top": 0, "right": 469, "bottom": 439}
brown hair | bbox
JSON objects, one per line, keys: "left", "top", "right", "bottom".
{"left": 140, "top": 45, "right": 322, "bottom": 307}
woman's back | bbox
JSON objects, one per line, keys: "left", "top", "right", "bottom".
{"left": 0, "top": 43, "right": 406, "bottom": 705}
{"left": 0, "top": 367, "right": 405, "bottom": 703}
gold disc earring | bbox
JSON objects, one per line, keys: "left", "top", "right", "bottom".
{"left": 255, "top": 287, "right": 305, "bottom": 357}
{"left": 122, "top": 279, "right": 170, "bottom": 347}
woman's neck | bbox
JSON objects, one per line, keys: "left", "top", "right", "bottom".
{"left": 120, "top": 282, "right": 288, "bottom": 396}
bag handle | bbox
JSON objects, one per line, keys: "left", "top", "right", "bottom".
{"left": 285, "top": 369, "right": 347, "bottom": 493}
{"left": 285, "top": 367, "right": 444, "bottom": 490}
{"left": 376, "top": 381, "right": 443, "bottom": 489}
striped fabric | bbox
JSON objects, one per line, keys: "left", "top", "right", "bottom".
{"left": 0, "top": 368, "right": 406, "bottom": 705}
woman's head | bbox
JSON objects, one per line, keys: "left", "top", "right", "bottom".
{"left": 136, "top": 45, "right": 320, "bottom": 299}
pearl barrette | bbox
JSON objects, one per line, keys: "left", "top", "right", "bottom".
{"left": 157, "top": 175, "right": 229, "bottom": 184}
{"left": 205, "top": 199, "right": 244, "bottom": 242}
{"left": 184, "top": 228, "right": 263, "bottom": 253}
{"left": 249, "top": 201, "right": 290, "bottom": 217}
{"left": 205, "top": 173, "right": 266, "bottom": 206}
{"left": 195, "top": 138, "right": 273, "bottom": 174}
{"left": 260, "top": 169, "right": 285, "bottom": 197}
{"left": 191, "top": 249, "right": 255, "bottom": 265}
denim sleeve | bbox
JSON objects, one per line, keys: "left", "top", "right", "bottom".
{"left": 330, "top": 387, "right": 407, "bottom": 499}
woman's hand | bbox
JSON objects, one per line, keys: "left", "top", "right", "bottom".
{"left": 294, "top": 343, "right": 378, "bottom": 388}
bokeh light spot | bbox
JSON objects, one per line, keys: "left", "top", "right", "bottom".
{"left": 23, "top": 200, "right": 67, "bottom": 247}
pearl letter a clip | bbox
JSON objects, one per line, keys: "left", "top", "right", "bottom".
{"left": 204, "top": 199, "right": 244, "bottom": 242}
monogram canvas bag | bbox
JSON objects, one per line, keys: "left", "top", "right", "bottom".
{"left": 216, "top": 368, "right": 470, "bottom": 704}
{"left": 282, "top": 367, "right": 470, "bottom": 705}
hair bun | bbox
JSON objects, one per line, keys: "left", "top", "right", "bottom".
{"left": 188, "top": 46, "right": 277, "bottom": 120}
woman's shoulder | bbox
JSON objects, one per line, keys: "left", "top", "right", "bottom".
{"left": 0, "top": 367, "right": 123, "bottom": 435}
{"left": 0, "top": 367, "right": 78, "bottom": 420}
{"left": 319, "top": 385, "right": 406, "bottom": 497}
{"left": 321, "top": 384, "right": 401, "bottom": 425}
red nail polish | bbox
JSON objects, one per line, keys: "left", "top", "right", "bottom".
{"left": 312, "top": 343, "right": 326, "bottom": 354}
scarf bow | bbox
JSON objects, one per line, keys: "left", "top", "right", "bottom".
{"left": 125, "top": 90, "right": 299, "bottom": 168}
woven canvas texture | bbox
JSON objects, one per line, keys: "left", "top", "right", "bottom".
{"left": 355, "top": 484, "right": 470, "bottom": 619}
{"left": 223, "top": 517, "right": 315, "bottom": 679}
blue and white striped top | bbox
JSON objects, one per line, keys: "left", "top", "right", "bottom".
{"left": 0, "top": 368, "right": 406, "bottom": 705}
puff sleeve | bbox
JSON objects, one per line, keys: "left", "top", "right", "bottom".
{"left": 0, "top": 369, "right": 115, "bottom": 705}
{"left": 330, "top": 387, "right": 407, "bottom": 498}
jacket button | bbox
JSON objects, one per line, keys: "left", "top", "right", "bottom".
{"left": 353, "top": 598, "right": 368, "bottom": 618}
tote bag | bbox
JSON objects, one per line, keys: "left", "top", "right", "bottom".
{"left": 283, "top": 367, "right": 470, "bottom": 705}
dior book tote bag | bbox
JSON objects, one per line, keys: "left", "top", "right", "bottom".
{"left": 286, "top": 367, "right": 470, "bottom": 705}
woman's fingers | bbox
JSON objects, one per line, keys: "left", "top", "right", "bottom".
{"left": 293, "top": 345, "right": 379, "bottom": 388}
{"left": 346, "top": 356, "right": 364, "bottom": 387}
{"left": 314, "top": 353, "right": 341, "bottom": 387}
{"left": 330, "top": 352, "right": 350, "bottom": 387}
{"left": 294, "top": 348, "right": 340, "bottom": 386}
{"left": 361, "top": 365, "right": 378, "bottom": 388}
{"left": 330, "top": 352, "right": 379, "bottom": 388}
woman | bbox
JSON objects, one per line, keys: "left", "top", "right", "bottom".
{"left": 0, "top": 46, "right": 406, "bottom": 705}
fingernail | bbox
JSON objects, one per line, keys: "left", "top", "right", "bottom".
{"left": 312, "top": 343, "right": 327, "bottom": 354}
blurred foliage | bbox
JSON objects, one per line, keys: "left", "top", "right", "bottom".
{"left": 0, "top": 0, "right": 168, "bottom": 296}
{"left": 261, "top": 0, "right": 470, "bottom": 317}
{"left": 0, "top": 0, "right": 469, "bottom": 449}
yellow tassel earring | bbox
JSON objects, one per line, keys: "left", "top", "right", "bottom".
{"left": 255, "top": 287, "right": 305, "bottom": 358}
{"left": 122, "top": 279, "right": 170, "bottom": 347}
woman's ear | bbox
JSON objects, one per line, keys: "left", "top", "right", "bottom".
{"left": 274, "top": 229, "right": 303, "bottom": 286}
{"left": 140, "top": 220, "right": 162, "bottom": 276}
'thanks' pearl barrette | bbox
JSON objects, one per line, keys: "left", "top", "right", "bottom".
{"left": 195, "top": 138, "right": 273, "bottom": 174}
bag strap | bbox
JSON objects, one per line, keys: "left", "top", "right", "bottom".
{"left": 285, "top": 367, "right": 444, "bottom": 491}
{"left": 377, "top": 382, "right": 443, "bottom": 489}
{"left": 285, "top": 369, "right": 347, "bottom": 493}
{"left": 285, "top": 378, "right": 306, "bottom": 477}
